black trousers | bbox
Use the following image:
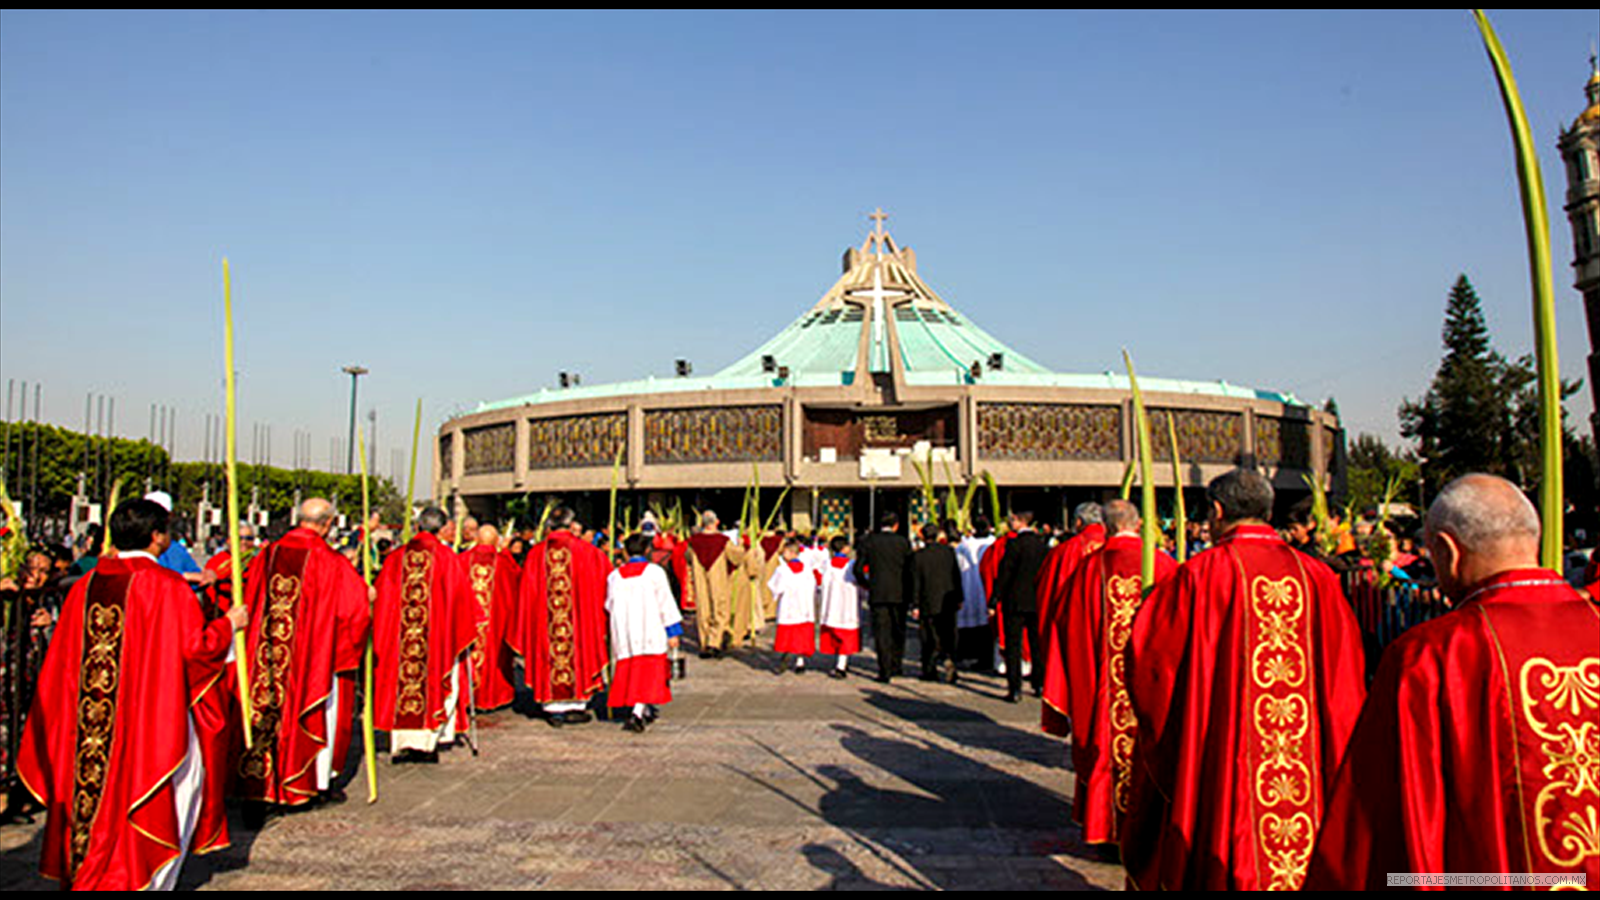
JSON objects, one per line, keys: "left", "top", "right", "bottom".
{"left": 919, "top": 607, "right": 957, "bottom": 677}
{"left": 1002, "top": 605, "right": 1043, "bottom": 696}
{"left": 957, "top": 624, "right": 996, "bottom": 671}
{"left": 871, "top": 604, "right": 906, "bottom": 677}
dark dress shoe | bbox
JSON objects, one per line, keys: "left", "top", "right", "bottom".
{"left": 561, "top": 710, "right": 594, "bottom": 725}
{"left": 1005, "top": 691, "right": 1021, "bottom": 704}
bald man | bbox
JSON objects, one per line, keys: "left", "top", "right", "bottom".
{"left": 235, "top": 498, "right": 373, "bottom": 818}
{"left": 462, "top": 524, "right": 519, "bottom": 711}
{"left": 1307, "top": 474, "right": 1600, "bottom": 889}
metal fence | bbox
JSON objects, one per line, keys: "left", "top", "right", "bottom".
{"left": 1340, "top": 567, "right": 1452, "bottom": 676}
{"left": 1, "top": 584, "right": 64, "bottom": 819}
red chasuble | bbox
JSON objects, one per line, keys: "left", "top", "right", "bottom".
{"left": 512, "top": 530, "right": 610, "bottom": 704}
{"left": 234, "top": 527, "right": 371, "bottom": 806}
{"left": 1305, "top": 569, "right": 1600, "bottom": 890}
{"left": 463, "top": 543, "right": 520, "bottom": 711}
{"left": 1036, "top": 523, "right": 1107, "bottom": 734}
{"left": 1044, "top": 533, "right": 1176, "bottom": 844}
{"left": 1035, "top": 523, "right": 1106, "bottom": 633}
{"left": 1121, "top": 524, "right": 1365, "bottom": 891}
{"left": 17, "top": 556, "right": 235, "bottom": 890}
{"left": 372, "top": 532, "right": 477, "bottom": 733}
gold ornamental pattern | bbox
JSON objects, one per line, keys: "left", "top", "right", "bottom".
{"left": 1518, "top": 657, "right": 1600, "bottom": 870}
{"left": 1246, "top": 572, "right": 1317, "bottom": 891}
{"left": 240, "top": 571, "right": 303, "bottom": 780}
{"left": 70, "top": 578, "right": 126, "bottom": 875}
{"left": 395, "top": 549, "right": 433, "bottom": 725}
{"left": 546, "top": 546, "right": 576, "bottom": 690}
{"left": 470, "top": 562, "right": 494, "bottom": 677}
{"left": 1105, "top": 572, "right": 1141, "bottom": 818}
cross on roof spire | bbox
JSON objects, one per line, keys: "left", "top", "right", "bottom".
{"left": 868, "top": 208, "right": 889, "bottom": 258}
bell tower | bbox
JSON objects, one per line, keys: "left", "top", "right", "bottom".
{"left": 1558, "top": 57, "right": 1600, "bottom": 447}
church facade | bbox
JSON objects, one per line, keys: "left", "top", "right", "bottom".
{"left": 436, "top": 214, "right": 1340, "bottom": 531}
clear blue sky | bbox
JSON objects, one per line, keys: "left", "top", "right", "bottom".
{"left": 2, "top": 10, "right": 1596, "bottom": 490}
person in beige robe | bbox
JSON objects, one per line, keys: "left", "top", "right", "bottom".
{"left": 685, "top": 512, "right": 746, "bottom": 658}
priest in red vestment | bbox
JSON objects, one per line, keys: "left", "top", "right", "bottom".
{"left": 1036, "top": 502, "right": 1107, "bottom": 734}
{"left": 235, "top": 498, "right": 371, "bottom": 813}
{"left": 372, "top": 507, "right": 477, "bottom": 762}
{"left": 1046, "top": 500, "right": 1176, "bottom": 847}
{"left": 463, "top": 524, "right": 519, "bottom": 712}
{"left": 18, "top": 498, "right": 247, "bottom": 890}
{"left": 1306, "top": 474, "right": 1600, "bottom": 890}
{"left": 1121, "top": 468, "right": 1365, "bottom": 891}
{"left": 511, "top": 507, "right": 610, "bottom": 726}
{"left": 1035, "top": 502, "right": 1107, "bottom": 634}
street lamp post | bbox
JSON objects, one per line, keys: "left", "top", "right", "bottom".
{"left": 342, "top": 365, "right": 369, "bottom": 475}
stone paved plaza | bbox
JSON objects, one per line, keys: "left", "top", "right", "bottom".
{"left": 1, "top": 626, "right": 1124, "bottom": 891}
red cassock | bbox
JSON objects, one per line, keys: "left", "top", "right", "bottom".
{"left": 1305, "top": 568, "right": 1600, "bottom": 890}
{"left": 17, "top": 555, "right": 235, "bottom": 890}
{"left": 1036, "top": 524, "right": 1108, "bottom": 735}
{"left": 670, "top": 539, "right": 695, "bottom": 610}
{"left": 981, "top": 533, "right": 1029, "bottom": 662}
{"left": 1121, "top": 524, "right": 1366, "bottom": 891}
{"left": 512, "top": 530, "right": 610, "bottom": 704}
{"left": 372, "top": 532, "right": 477, "bottom": 733}
{"left": 234, "top": 527, "right": 371, "bottom": 806}
{"left": 1045, "top": 534, "right": 1176, "bottom": 845}
{"left": 462, "top": 543, "right": 520, "bottom": 712}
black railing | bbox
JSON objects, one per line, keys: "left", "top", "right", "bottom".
{"left": 2, "top": 584, "right": 63, "bottom": 818}
{"left": 1340, "top": 566, "right": 1452, "bottom": 677}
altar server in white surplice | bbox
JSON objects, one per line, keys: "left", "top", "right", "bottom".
{"left": 817, "top": 535, "right": 863, "bottom": 679}
{"left": 606, "top": 533, "right": 684, "bottom": 734}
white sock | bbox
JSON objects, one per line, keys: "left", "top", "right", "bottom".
{"left": 632, "top": 703, "right": 647, "bottom": 717}
{"left": 794, "top": 657, "right": 806, "bottom": 670}
{"left": 835, "top": 656, "right": 849, "bottom": 671}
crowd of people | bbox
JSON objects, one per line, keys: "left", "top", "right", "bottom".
{"left": 1, "top": 470, "right": 1597, "bottom": 890}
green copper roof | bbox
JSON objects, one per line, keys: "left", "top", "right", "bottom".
{"left": 475, "top": 217, "right": 1307, "bottom": 413}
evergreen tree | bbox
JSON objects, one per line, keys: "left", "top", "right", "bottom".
{"left": 1400, "top": 275, "right": 1510, "bottom": 493}
{"left": 1400, "top": 275, "right": 1582, "bottom": 498}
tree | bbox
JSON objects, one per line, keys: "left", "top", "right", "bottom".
{"left": 1399, "top": 275, "right": 1583, "bottom": 503}
{"left": 1345, "top": 433, "right": 1420, "bottom": 517}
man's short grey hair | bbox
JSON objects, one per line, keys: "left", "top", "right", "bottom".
{"left": 1073, "top": 502, "right": 1104, "bottom": 527}
{"left": 1207, "top": 468, "right": 1274, "bottom": 523}
{"left": 417, "top": 506, "right": 449, "bottom": 534}
{"left": 1424, "top": 474, "right": 1540, "bottom": 554}
{"left": 1103, "top": 499, "right": 1140, "bottom": 534}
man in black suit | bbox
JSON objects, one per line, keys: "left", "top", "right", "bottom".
{"left": 909, "top": 523, "right": 963, "bottom": 683}
{"left": 853, "top": 511, "right": 912, "bottom": 683}
{"left": 992, "top": 510, "right": 1049, "bottom": 702}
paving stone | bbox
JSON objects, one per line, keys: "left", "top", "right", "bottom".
{"left": 0, "top": 628, "right": 1124, "bottom": 890}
